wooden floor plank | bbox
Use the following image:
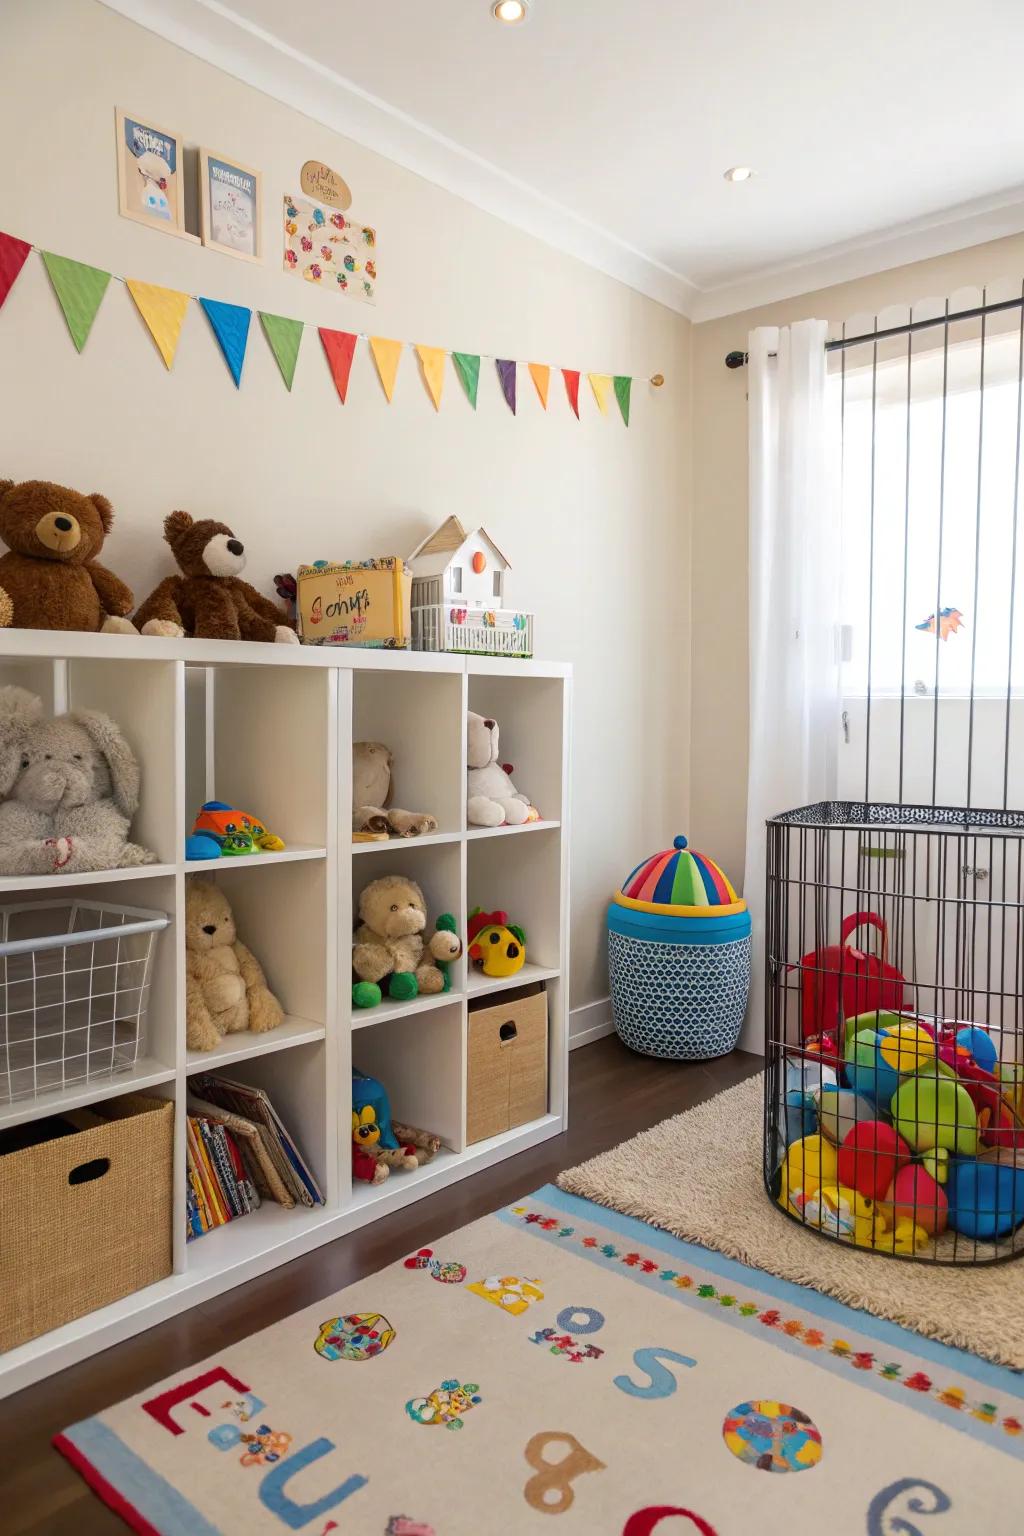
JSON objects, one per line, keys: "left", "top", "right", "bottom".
{"left": 5, "top": 1037, "right": 760, "bottom": 1536}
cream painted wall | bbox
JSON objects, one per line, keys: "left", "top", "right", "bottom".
{"left": 0, "top": 0, "right": 692, "bottom": 1016}
{"left": 690, "top": 233, "right": 1024, "bottom": 888}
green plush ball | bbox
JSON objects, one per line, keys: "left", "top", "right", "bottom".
{"left": 352, "top": 981, "right": 382, "bottom": 1009}
{"left": 891, "top": 1070, "right": 978, "bottom": 1157}
{"left": 389, "top": 971, "right": 419, "bottom": 1002}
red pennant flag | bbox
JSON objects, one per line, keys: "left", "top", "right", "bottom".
{"left": 319, "top": 327, "right": 358, "bottom": 404}
{"left": 562, "top": 368, "right": 581, "bottom": 419}
{"left": 0, "top": 231, "right": 32, "bottom": 312}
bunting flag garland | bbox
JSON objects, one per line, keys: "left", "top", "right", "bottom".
{"left": 416, "top": 344, "right": 446, "bottom": 411}
{"left": 199, "top": 297, "right": 251, "bottom": 388}
{"left": 260, "top": 312, "right": 304, "bottom": 390}
{"left": 369, "top": 335, "right": 402, "bottom": 401}
{"left": 588, "top": 373, "right": 613, "bottom": 416}
{"left": 319, "top": 327, "right": 357, "bottom": 404}
{"left": 126, "top": 280, "right": 190, "bottom": 370}
{"left": 0, "top": 231, "right": 32, "bottom": 312}
{"left": 0, "top": 229, "right": 656, "bottom": 424}
{"left": 42, "top": 252, "right": 111, "bottom": 353}
{"left": 496, "top": 358, "right": 517, "bottom": 415}
{"left": 528, "top": 361, "right": 550, "bottom": 410}
{"left": 452, "top": 351, "right": 480, "bottom": 409}
{"left": 614, "top": 373, "right": 632, "bottom": 427}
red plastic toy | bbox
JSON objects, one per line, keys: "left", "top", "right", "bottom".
{"left": 797, "top": 911, "right": 906, "bottom": 1047}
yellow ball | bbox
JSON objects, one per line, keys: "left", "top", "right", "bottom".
{"left": 783, "top": 1134, "right": 837, "bottom": 1200}
{"left": 878, "top": 1021, "right": 934, "bottom": 1076}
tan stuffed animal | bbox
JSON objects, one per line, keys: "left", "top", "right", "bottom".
{"left": 185, "top": 878, "right": 285, "bottom": 1051}
{"left": 352, "top": 874, "right": 462, "bottom": 1003}
{"left": 352, "top": 742, "right": 438, "bottom": 839}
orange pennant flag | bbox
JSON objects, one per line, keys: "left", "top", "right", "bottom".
{"left": 528, "top": 362, "right": 550, "bottom": 410}
{"left": 126, "top": 280, "right": 190, "bottom": 369}
{"left": 369, "top": 335, "right": 402, "bottom": 402}
{"left": 415, "top": 344, "right": 446, "bottom": 411}
{"left": 588, "top": 372, "right": 613, "bottom": 415}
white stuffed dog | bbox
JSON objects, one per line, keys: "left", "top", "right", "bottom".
{"left": 0, "top": 685, "right": 157, "bottom": 874}
{"left": 466, "top": 709, "right": 538, "bottom": 828}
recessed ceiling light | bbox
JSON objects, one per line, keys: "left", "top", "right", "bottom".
{"left": 493, "top": 0, "right": 528, "bottom": 23}
{"left": 724, "top": 166, "right": 754, "bottom": 183}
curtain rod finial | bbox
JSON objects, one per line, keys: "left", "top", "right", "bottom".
{"left": 650, "top": 373, "right": 664, "bottom": 387}
{"left": 725, "top": 350, "right": 748, "bottom": 370}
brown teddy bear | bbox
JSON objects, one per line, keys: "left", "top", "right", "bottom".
{"left": 134, "top": 511, "right": 298, "bottom": 643}
{"left": 0, "top": 479, "right": 135, "bottom": 633}
{"left": 352, "top": 874, "right": 462, "bottom": 1007}
{"left": 185, "top": 878, "right": 285, "bottom": 1051}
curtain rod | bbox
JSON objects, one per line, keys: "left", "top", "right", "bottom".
{"left": 723, "top": 293, "right": 1024, "bottom": 369}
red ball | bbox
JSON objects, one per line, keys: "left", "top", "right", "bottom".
{"left": 887, "top": 1164, "right": 948, "bottom": 1236}
{"left": 837, "top": 1120, "right": 911, "bottom": 1202}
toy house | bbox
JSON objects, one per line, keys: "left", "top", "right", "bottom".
{"left": 408, "top": 516, "right": 534, "bottom": 657}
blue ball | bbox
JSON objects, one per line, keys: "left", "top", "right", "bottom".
{"left": 956, "top": 1026, "right": 998, "bottom": 1074}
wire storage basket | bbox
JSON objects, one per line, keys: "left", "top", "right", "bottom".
{"left": 764, "top": 802, "right": 1024, "bottom": 1265}
{"left": 0, "top": 900, "right": 170, "bottom": 1105}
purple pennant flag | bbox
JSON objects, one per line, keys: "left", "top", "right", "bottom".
{"left": 496, "top": 358, "right": 517, "bottom": 415}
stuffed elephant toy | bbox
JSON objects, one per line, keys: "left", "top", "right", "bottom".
{"left": 0, "top": 685, "right": 157, "bottom": 874}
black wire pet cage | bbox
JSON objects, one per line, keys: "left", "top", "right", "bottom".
{"left": 761, "top": 292, "right": 1024, "bottom": 1265}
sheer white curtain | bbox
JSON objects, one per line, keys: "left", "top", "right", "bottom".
{"left": 741, "top": 320, "right": 840, "bottom": 1052}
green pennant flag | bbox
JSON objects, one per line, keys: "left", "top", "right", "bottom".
{"left": 613, "top": 374, "right": 632, "bottom": 427}
{"left": 260, "top": 311, "right": 304, "bottom": 391}
{"left": 452, "top": 351, "right": 480, "bottom": 410}
{"left": 42, "top": 251, "right": 111, "bottom": 352}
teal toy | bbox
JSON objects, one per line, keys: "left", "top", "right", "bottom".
{"left": 948, "top": 1156, "right": 1024, "bottom": 1239}
{"left": 891, "top": 1068, "right": 978, "bottom": 1157}
{"left": 843, "top": 1013, "right": 935, "bottom": 1106}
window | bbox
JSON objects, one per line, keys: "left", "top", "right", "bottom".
{"left": 452, "top": 565, "right": 463, "bottom": 593}
{"left": 492, "top": 570, "right": 502, "bottom": 600}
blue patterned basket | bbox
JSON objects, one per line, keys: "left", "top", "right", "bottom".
{"left": 607, "top": 835, "right": 751, "bottom": 1060}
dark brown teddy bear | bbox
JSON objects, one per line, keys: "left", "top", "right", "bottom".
{"left": 134, "top": 511, "right": 298, "bottom": 643}
{"left": 0, "top": 479, "right": 135, "bottom": 633}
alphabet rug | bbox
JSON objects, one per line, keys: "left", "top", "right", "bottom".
{"left": 56, "top": 1185, "right": 1022, "bottom": 1535}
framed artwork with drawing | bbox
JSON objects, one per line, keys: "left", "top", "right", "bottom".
{"left": 199, "top": 149, "right": 262, "bottom": 262}
{"left": 115, "top": 108, "right": 187, "bottom": 235}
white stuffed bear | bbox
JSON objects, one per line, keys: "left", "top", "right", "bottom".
{"left": 466, "top": 710, "right": 538, "bottom": 828}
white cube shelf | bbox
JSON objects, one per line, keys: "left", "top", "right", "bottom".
{"left": 0, "top": 634, "right": 570, "bottom": 1396}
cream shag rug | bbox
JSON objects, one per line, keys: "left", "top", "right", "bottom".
{"left": 558, "top": 1073, "right": 1024, "bottom": 1370}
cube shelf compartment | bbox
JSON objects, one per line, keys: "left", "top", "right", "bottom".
{"left": 0, "top": 633, "right": 570, "bottom": 1398}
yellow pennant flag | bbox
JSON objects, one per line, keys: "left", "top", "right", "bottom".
{"left": 528, "top": 362, "right": 550, "bottom": 410}
{"left": 369, "top": 335, "right": 403, "bottom": 402}
{"left": 415, "top": 344, "right": 446, "bottom": 411}
{"left": 126, "top": 279, "right": 190, "bottom": 369}
{"left": 588, "top": 372, "right": 613, "bottom": 415}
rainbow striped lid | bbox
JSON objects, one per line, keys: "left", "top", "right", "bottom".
{"left": 614, "top": 835, "right": 746, "bottom": 917}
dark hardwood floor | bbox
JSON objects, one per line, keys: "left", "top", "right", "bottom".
{"left": 6, "top": 1036, "right": 760, "bottom": 1536}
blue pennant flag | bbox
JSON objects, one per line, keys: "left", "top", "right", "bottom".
{"left": 199, "top": 297, "right": 252, "bottom": 388}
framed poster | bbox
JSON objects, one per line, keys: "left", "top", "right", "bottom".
{"left": 200, "top": 149, "right": 262, "bottom": 262}
{"left": 115, "top": 108, "right": 187, "bottom": 236}
{"left": 283, "top": 194, "right": 377, "bottom": 303}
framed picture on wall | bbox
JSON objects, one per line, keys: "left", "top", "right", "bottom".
{"left": 199, "top": 149, "right": 262, "bottom": 262}
{"left": 115, "top": 108, "right": 188, "bottom": 235}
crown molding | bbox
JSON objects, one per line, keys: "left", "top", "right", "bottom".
{"left": 689, "top": 189, "right": 1024, "bottom": 324}
{"left": 99, "top": 0, "right": 699, "bottom": 317}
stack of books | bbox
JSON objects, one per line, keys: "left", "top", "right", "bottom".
{"left": 186, "top": 1113, "right": 260, "bottom": 1239}
{"left": 185, "top": 1071, "right": 324, "bottom": 1241}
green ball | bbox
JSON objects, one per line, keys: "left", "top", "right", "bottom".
{"left": 389, "top": 971, "right": 419, "bottom": 1001}
{"left": 352, "top": 981, "right": 381, "bottom": 1009}
{"left": 891, "top": 1069, "right": 978, "bottom": 1157}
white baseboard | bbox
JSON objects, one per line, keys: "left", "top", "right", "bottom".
{"left": 569, "top": 997, "right": 615, "bottom": 1050}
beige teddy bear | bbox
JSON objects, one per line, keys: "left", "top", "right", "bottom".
{"left": 352, "top": 741, "right": 438, "bottom": 839}
{"left": 352, "top": 874, "right": 462, "bottom": 1006}
{"left": 185, "top": 878, "right": 285, "bottom": 1051}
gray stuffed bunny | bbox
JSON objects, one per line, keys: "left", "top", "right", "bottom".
{"left": 0, "top": 685, "right": 157, "bottom": 874}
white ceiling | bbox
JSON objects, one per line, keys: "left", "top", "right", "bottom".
{"left": 107, "top": 0, "right": 1024, "bottom": 319}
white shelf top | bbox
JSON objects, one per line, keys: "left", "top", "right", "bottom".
{"left": 467, "top": 962, "right": 560, "bottom": 999}
{"left": 0, "top": 627, "right": 571, "bottom": 677}
{"left": 0, "top": 1058, "right": 176, "bottom": 1131}
{"left": 352, "top": 830, "right": 462, "bottom": 854}
{"left": 185, "top": 1016, "right": 326, "bottom": 1072}
{"left": 352, "top": 988, "right": 463, "bottom": 1028}
{"left": 466, "top": 819, "right": 560, "bottom": 840}
{"left": 184, "top": 845, "right": 326, "bottom": 873}
{"left": 0, "top": 862, "right": 178, "bottom": 894}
